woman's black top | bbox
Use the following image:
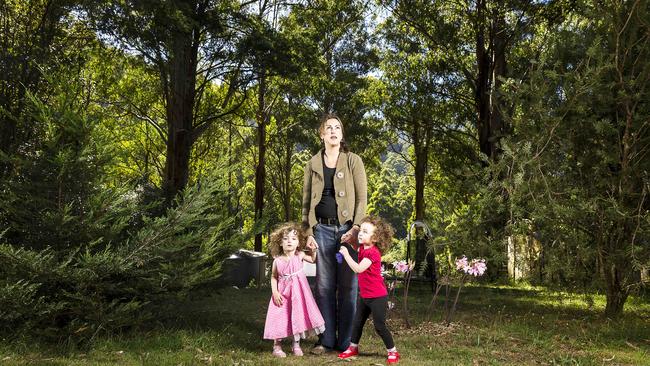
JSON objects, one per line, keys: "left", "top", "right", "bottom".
{"left": 315, "top": 153, "right": 337, "bottom": 219}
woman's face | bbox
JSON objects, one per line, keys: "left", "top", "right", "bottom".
{"left": 320, "top": 118, "right": 343, "bottom": 147}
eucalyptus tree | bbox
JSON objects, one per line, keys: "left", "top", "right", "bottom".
{"left": 366, "top": 150, "right": 413, "bottom": 238}
{"left": 382, "top": 0, "right": 565, "bottom": 162}
{"left": 88, "top": 0, "right": 259, "bottom": 200}
{"left": 377, "top": 0, "right": 572, "bottom": 278}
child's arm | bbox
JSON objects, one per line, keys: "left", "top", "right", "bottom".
{"left": 270, "top": 261, "right": 283, "bottom": 306}
{"left": 339, "top": 246, "right": 372, "bottom": 273}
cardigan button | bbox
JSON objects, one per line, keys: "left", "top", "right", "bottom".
{"left": 338, "top": 191, "right": 345, "bottom": 197}
{"left": 336, "top": 171, "right": 344, "bottom": 179}
{"left": 342, "top": 210, "right": 349, "bottom": 217}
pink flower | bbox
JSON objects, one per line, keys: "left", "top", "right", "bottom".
{"left": 392, "top": 260, "right": 414, "bottom": 273}
{"left": 455, "top": 256, "right": 487, "bottom": 276}
{"left": 469, "top": 259, "right": 487, "bottom": 276}
{"left": 455, "top": 256, "right": 469, "bottom": 272}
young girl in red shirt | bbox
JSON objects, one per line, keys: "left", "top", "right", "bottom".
{"left": 337, "top": 215, "right": 400, "bottom": 364}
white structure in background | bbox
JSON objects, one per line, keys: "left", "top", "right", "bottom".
{"left": 304, "top": 261, "right": 316, "bottom": 277}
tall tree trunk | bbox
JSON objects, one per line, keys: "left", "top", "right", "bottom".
{"left": 599, "top": 243, "right": 629, "bottom": 317}
{"left": 412, "top": 124, "right": 429, "bottom": 270}
{"left": 254, "top": 72, "right": 267, "bottom": 252}
{"left": 283, "top": 137, "right": 292, "bottom": 221}
{"left": 414, "top": 142, "right": 427, "bottom": 223}
{"left": 164, "top": 28, "right": 197, "bottom": 201}
{"left": 490, "top": 4, "right": 507, "bottom": 159}
{"left": 475, "top": 0, "right": 508, "bottom": 162}
{"left": 227, "top": 118, "right": 233, "bottom": 215}
{"left": 475, "top": 0, "right": 492, "bottom": 161}
{"left": 0, "top": 112, "right": 17, "bottom": 177}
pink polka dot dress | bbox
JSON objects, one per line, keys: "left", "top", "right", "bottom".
{"left": 263, "top": 253, "right": 325, "bottom": 340}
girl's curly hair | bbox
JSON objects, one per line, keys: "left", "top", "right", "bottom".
{"left": 268, "top": 222, "right": 307, "bottom": 257}
{"left": 360, "top": 215, "right": 394, "bottom": 253}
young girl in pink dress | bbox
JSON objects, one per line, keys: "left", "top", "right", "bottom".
{"left": 263, "top": 222, "right": 325, "bottom": 357}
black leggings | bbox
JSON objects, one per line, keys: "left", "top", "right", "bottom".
{"left": 350, "top": 295, "right": 394, "bottom": 349}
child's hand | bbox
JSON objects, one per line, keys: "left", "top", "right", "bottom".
{"left": 272, "top": 291, "right": 283, "bottom": 307}
{"left": 339, "top": 246, "right": 349, "bottom": 257}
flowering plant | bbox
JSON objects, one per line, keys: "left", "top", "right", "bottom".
{"left": 428, "top": 255, "right": 487, "bottom": 325}
{"left": 386, "top": 259, "right": 415, "bottom": 327}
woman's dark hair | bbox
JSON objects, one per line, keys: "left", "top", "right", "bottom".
{"left": 318, "top": 112, "right": 350, "bottom": 153}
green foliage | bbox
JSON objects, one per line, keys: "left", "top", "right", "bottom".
{"left": 432, "top": 174, "right": 511, "bottom": 282}
{"left": 0, "top": 170, "right": 239, "bottom": 343}
{"left": 0, "top": 72, "right": 239, "bottom": 342}
{"left": 493, "top": 1, "right": 650, "bottom": 315}
{"left": 367, "top": 151, "right": 413, "bottom": 238}
{"left": 125, "top": 174, "right": 239, "bottom": 295}
{"left": 280, "top": 0, "right": 384, "bottom": 159}
{"left": 86, "top": 46, "right": 167, "bottom": 186}
{"left": 0, "top": 71, "right": 122, "bottom": 250}
{"left": 0, "top": 0, "right": 94, "bottom": 169}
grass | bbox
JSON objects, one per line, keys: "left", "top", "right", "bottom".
{"left": 1, "top": 283, "right": 648, "bottom": 365}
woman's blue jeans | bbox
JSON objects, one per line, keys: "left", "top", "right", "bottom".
{"left": 313, "top": 222, "right": 358, "bottom": 351}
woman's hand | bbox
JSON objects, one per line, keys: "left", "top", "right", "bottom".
{"left": 341, "top": 225, "right": 359, "bottom": 247}
{"left": 272, "top": 290, "right": 283, "bottom": 307}
{"left": 307, "top": 235, "right": 319, "bottom": 250}
{"left": 305, "top": 238, "right": 318, "bottom": 262}
{"left": 306, "top": 238, "right": 318, "bottom": 252}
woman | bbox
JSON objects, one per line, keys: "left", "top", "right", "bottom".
{"left": 302, "top": 112, "right": 367, "bottom": 353}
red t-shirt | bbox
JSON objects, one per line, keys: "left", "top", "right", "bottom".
{"left": 358, "top": 245, "right": 387, "bottom": 298}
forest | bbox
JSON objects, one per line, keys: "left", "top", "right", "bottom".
{"left": 1, "top": 0, "right": 648, "bottom": 349}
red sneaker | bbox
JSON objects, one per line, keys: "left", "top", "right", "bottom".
{"left": 387, "top": 350, "right": 400, "bottom": 364}
{"left": 337, "top": 346, "right": 359, "bottom": 359}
